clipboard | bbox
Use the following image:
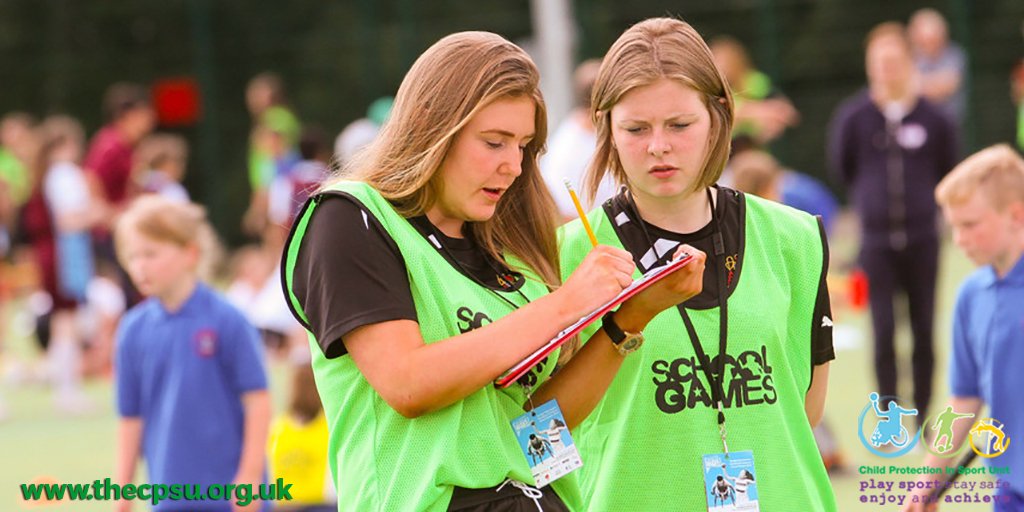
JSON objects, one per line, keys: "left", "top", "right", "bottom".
{"left": 495, "top": 252, "right": 695, "bottom": 388}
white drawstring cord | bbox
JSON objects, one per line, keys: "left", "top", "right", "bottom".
{"left": 496, "top": 478, "right": 544, "bottom": 512}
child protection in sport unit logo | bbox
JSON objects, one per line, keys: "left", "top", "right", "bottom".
{"left": 858, "top": 393, "right": 1011, "bottom": 459}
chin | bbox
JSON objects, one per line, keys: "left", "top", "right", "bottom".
{"left": 470, "top": 206, "right": 498, "bottom": 223}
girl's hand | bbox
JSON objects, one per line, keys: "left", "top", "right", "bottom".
{"left": 617, "top": 245, "right": 706, "bottom": 329}
{"left": 558, "top": 245, "right": 635, "bottom": 319}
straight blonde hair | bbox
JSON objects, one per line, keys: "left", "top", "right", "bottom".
{"left": 935, "top": 144, "right": 1024, "bottom": 211}
{"left": 585, "top": 17, "right": 734, "bottom": 202}
{"left": 115, "top": 195, "right": 220, "bottom": 281}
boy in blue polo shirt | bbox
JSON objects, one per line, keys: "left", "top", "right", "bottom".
{"left": 903, "top": 144, "right": 1024, "bottom": 511}
{"left": 113, "top": 196, "right": 271, "bottom": 512}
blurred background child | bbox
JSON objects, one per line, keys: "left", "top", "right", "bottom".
{"left": 113, "top": 196, "right": 270, "bottom": 512}
{"left": 133, "top": 133, "right": 190, "bottom": 203}
{"left": 267, "top": 363, "right": 335, "bottom": 512}
{"left": 38, "top": 115, "right": 106, "bottom": 414}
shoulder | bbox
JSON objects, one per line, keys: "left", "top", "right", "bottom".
{"left": 197, "top": 284, "right": 252, "bottom": 328}
{"left": 117, "top": 300, "right": 158, "bottom": 341}
{"left": 558, "top": 206, "right": 612, "bottom": 261}
{"left": 834, "top": 90, "right": 873, "bottom": 120}
{"left": 955, "top": 268, "right": 994, "bottom": 305}
{"left": 743, "top": 192, "right": 818, "bottom": 231}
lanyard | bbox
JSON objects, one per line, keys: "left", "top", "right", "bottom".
{"left": 627, "top": 187, "right": 732, "bottom": 454}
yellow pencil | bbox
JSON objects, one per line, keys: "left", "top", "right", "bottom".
{"left": 564, "top": 178, "right": 598, "bottom": 247}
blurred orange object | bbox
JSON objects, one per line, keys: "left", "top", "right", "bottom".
{"left": 849, "top": 269, "right": 869, "bottom": 310}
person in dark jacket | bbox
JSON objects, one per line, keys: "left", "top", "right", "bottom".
{"left": 828, "top": 21, "right": 958, "bottom": 426}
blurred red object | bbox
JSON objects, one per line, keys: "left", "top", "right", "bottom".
{"left": 152, "top": 77, "right": 201, "bottom": 126}
{"left": 849, "top": 269, "right": 869, "bottom": 310}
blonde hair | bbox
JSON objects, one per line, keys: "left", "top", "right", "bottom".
{"left": 585, "top": 17, "right": 734, "bottom": 202}
{"left": 321, "top": 31, "right": 568, "bottom": 358}
{"left": 936, "top": 144, "right": 1024, "bottom": 211}
{"left": 729, "top": 150, "right": 781, "bottom": 199}
{"left": 115, "top": 195, "right": 221, "bottom": 280}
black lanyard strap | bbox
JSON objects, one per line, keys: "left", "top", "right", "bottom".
{"left": 628, "top": 187, "right": 732, "bottom": 452}
{"left": 676, "top": 188, "right": 729, "bottom": 423}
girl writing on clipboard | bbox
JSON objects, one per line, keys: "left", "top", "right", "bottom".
{"left": 281, "top": 31, "right": 705, "bottom": 512}
{"left": 558, "top": 17, "right": 837, "bottom": 511}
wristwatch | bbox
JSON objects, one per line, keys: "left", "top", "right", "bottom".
{"left": 602, "top": 311, "right": 644, "bottom": 356}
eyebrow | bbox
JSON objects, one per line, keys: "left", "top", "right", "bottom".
{"left": 481, "top": 129, "right": 535, "bottom": 140}
{"left": 617, "top": 113, "right": 699, "bottom": 124}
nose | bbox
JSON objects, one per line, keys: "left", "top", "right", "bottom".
{"left": 647, "top": 129, "right": 670, "bottom": 157}
{"left": 504, "top": 147, "right": 524, "bottom": 177}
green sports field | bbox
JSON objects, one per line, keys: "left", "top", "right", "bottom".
{"left": 0, "top": 233, "right": 1001, "bottom": 511}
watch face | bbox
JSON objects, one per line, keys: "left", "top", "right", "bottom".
{"left": 622, "top": 336, "right": 641, "bottom": 352}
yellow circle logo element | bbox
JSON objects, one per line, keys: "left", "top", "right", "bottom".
{"left": 969, "top": 418, "right": 1011, "bottom": 459}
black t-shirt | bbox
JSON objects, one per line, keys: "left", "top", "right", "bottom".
{"left": 290, "top": 193, "right": 523, "bottom": 359}
{"left": 601, "top": 186, "right": 835, "bottom": 366}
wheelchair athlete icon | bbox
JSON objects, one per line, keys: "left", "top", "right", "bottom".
{"left": 868, "top": 392, "right": 918, "bottom": 448}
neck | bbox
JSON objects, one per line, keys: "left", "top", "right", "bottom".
{"left": 159, "top": 277, "right": 198, "bottom": 313}
{"left": 871, "top": 84, "right": 914, "bottom": 108}
{"left": 994, "top": 237, "right": 1024, "bottom": 279}
{"left": 632, "top": 186, "right": 714, "bottom": 234}
{"left": 425, "top": 208, "right": 465, "bottom": 238}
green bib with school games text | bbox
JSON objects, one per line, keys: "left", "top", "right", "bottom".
{"left": 558, "top": 193, "right": 837, "bottom": 512}
{"left": 283, "top": 181, "right": 580, "bottom": 512}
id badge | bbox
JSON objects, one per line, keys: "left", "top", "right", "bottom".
{"left": 509, "top": 399, "right": 582, "bottom": 488}
{"left": 702, "top": 450, "right": 760, "bottom": 511}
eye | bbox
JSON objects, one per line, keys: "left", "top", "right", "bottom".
{"left": 624, "top": 126, "right": 646, "bottom": 134}
{"left": 670, "top": 123, "right": 691, "bottom": 130}
{"left": 485, "top": 140, "right": 504, "bottom": 149}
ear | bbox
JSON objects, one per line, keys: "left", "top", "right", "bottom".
{"left": 1009, "top": 201, "right": 1024, "bottom": 225}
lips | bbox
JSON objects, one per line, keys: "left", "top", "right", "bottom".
{"left": 482, "top": 187, "right": 506, "bottom": 201}
{"left": 649, "top": 165, "right": 678, "bottom": 179}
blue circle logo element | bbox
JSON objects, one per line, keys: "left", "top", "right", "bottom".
{"left": 858, "top": 393, "right": 921, "bottom": 458}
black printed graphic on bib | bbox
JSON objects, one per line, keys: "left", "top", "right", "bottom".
{"left": 454, "top": 305, "right": 548, "bottom": 387}
{"left": 651, "top": 345, "right": 776, "bottom": 414}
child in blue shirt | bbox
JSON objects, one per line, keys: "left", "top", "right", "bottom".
{"left": 903, "top": 144, "right": 1024, "bottom": 511}
{"left": 113, "top": 195, "right": 271, "bottom": 512}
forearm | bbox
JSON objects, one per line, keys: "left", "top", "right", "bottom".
{"left": 921, "top": 72, "right": 961, "bottom": 102}
{"left": 357, "top": 289, "right": 587, "bottom": 417}
{"left": 236, "top": 391, "right": 271, "bottom": 480}
{"left": 114, "top": 418, "right": 143, "bottom": 486}
{"left": 531, "top": 304, "right": 652, "bottom": 429}
{"left": 804, "top": 363, "right": 830, "bottom": 427}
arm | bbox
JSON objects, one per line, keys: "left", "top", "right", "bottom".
{"left": 805, "top": 363, "right": 830, "bottom": 427}
{"left": 234, "top": 390, "right": 271, "bottom": 479}
{"left": 114, "top": 418, "right": 142, "bottom": 512}
{"left": 920, "top": 70, "right": 962, "bottom": 104}
{"left": 344, "top": 245, "right": 637, "bottom": 418}
{"left": 901, "top": 396, "right": 984, "bottom": 512}
{"left": 806, "top": 217, "right": 833, "bottom": 428}
{"left": 233, "top": 390, "right": 271, "bottom": 496}
{"left": 530, "top": 245, "right": 707, "bottom": 429}
{"left": 826, "top": 102, "right": 856, "bottom": 188}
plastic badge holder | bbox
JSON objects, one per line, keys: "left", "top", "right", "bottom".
{"left": 495, "top": 252, "right": 694, "bottom": 388}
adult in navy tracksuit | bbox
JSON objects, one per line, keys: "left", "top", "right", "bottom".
{"left": 828, "top": 22, "right": 957, "bottom": 424}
